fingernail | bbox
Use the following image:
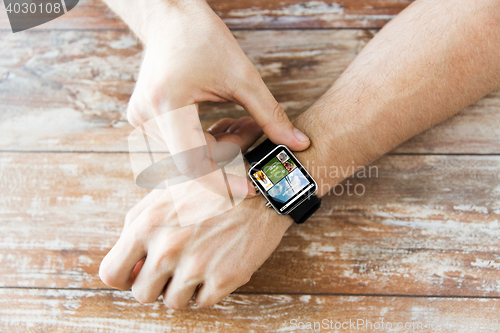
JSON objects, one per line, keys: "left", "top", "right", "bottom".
{"left": 293, "top": 127, "right": 309, "bottom": 142}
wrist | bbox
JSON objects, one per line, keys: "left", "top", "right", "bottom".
{"left": 292, "top": 103, "right": 367, "bottom": 197}
{"left": 141, "top": 0, "right": 212, "bottom": 45}
{"left": 249, "top": 194, "right": 294, "bottom": 231}
{"left": 244, "top": 160, "right": 294, "bottom": 230}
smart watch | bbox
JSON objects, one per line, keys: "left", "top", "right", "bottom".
{"left": 245, "top": 139, "right": 321, "bottom": 224}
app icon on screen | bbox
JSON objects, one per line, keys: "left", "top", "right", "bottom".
{"left": 254, "top": 170, "right": 273, "bottom": 190}
{"left": 277, "top": 151, "right": 289, "bottom": 163}
{"left": 282, "top": 159, "right": 296, "bottom": 172}
{"left": 267, "top": 168, "right": 310, "bottom": 203}
{"left": 262, "top": 157, "right": 289, "bottom": 184}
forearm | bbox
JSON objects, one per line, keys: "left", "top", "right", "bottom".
{"left": 102, "top": 0, "right": 209, "bottom": 44}
{"left": 295, "top": 0, "right": 500, "bottom": 196}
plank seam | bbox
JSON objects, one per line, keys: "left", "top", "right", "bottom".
{"left": 0, "top": 150, "right": 499, "bottom": 156}
{"left": 1, "top": 287, "right": 499, "bottom": 299}
{"left": 0, "top": 27, "right": 378, "bottom": 33}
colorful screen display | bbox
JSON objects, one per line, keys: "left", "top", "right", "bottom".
{"left": 249, "top": 147, "right": 316, "bottom": 214}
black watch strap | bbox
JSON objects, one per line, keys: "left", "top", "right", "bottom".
{"left": 244, "top": 139, "right": 278, "bottom": 166}
{"left": 289, "top": 194, "right": 321, "bottom": 224}
{"left": 244, "top": 139, "right": 321, "bottom": 224}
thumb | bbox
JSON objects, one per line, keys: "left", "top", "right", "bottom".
{"left": 232, "top": 72, "right": 310, "bottom": 151}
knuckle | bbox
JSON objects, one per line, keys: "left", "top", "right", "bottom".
{"left": 126, "top": 82, "right": 167, "bottom": 128}
{"left": 270, "top": 102, "right": 288, "bottom": 124}
{"left": 196, "top": 299, "right": 211, "bottom": 308}
{"left": 126, "top": 96, "right": 145, "bottom": 128}
{"left": 126, "top": 229, "right": 146, "bottom": 252}
{"left": 134, "top": 207, "right": 166, "bottom": 239}
{"left": 181, "top": 258, "right": 206, "bottom": 281}
{"left": 126, "top": 109, "right": 141, "bottom": 129}
{"left": 240, "top": 115, "right": 253, "bottom": 122}
{"left": 142, "top": 73, "right": 194, "bottom": 113}
{"left": 213, "top": 117, "right": 236, "bottom": 129}
{"left": 142, "top": 206, "right": 162, "bottom": 225}
{"left": 98, "top": 261, "right": 114, "bottom": 286}
{"left": 124, "top": 210, "right": 135, "bottom": 228}
{"left": 164, "top": 297, "right": 185, "bottom": 310}
{"left": 229, "top": 66, "right": 258, "bottom": 98}
{"left": 99, "top": 260, "right": 127, "bottom": 290}
{"left": 132, "top": 286, "right": 156, "bottom": 304}
{"left": 195, "top": 286, "right": 226, "bottom": 308}
{"left": 149, "top": 250, "right": 178, "bottom": 276}
{"left": 241, "top": 65, "right": 260, "bottom": 83}
{"left": 142, "top": 83, "right": 164, "bottom": 112}
{"left": 195, "top": 293, "right": 215, "bottom": 308}
{"left": 163, "top": 286, "right": 194, "bottom": 310}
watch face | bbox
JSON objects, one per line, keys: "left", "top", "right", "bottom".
{"left": 248, "top": 145, "right": 317, "bottom": 215}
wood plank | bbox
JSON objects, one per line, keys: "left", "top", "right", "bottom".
{"left": 0, "top": 0, "right": 412, "bottom": 31}
{"left": 209, "top": 0, "right": 413, "bottom": 29}
{"left": 1, "top": 29, "right": 499, "bottom": 153}
{"left": 1, "top": 153, "right": 499, "bottom": 297}
{"left": 0, "top": 288, "right": 498, "bottom": 332}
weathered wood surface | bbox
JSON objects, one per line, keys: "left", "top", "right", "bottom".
{"left": 1, "top": 152, "right": 499, "bottom": 297}
{"left": 0, "top": 0, "right": 412, "bottom": 31}
{"left": 209, "top": 0, "right": 413, "bottom": 29}
{"left": 1, "top": 289, "right": 498, "bottom": 333}
{"left": 1, "top": 0, "right": 499, "bottom": 329}
{"left": 1, "top": 29, "right": 499, "bottom": 153}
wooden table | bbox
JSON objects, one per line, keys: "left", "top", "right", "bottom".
{"left": 1, "top": 0, "right": 499, "bottom": 331}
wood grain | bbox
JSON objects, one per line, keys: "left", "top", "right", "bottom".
{"left": 1, "top": 152, "right": 499, "bottom": 297}
{"left": 1, "top": 0, "right": 497, "bottom": 329}
{"left": 209, "top": 0, "right": 413, "bottom": 29}
{"left": 0, "top": 0, "right": 412, "bottom": 31}
{"left": 1, "top": 288, "right": 498, "bottom": 333}
{"left": 1, "top": 29, "right": 499, "bottom": 153}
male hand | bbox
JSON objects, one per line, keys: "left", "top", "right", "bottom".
{"left": 99, "top": 117, "right": 293, "bottom": 308}
{"left": 126, "top": 0, "right": 310, "bottom": 151}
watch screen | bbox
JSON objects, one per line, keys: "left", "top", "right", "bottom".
{"left": 249, "top": 146, "right": 317, "bottom": 215}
